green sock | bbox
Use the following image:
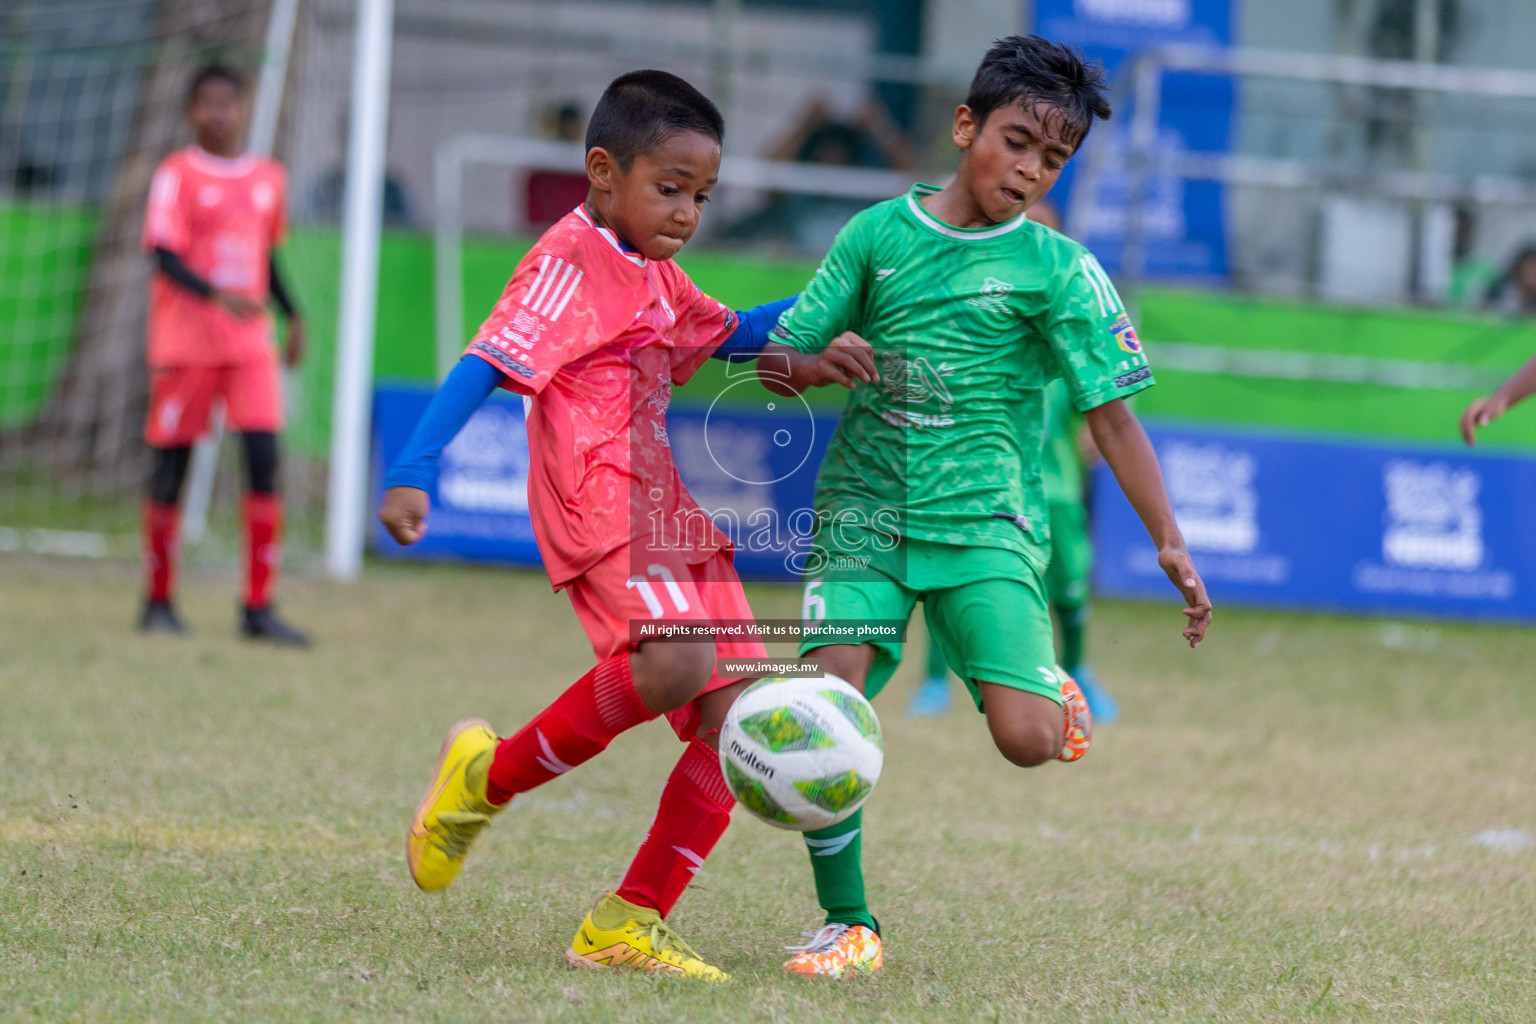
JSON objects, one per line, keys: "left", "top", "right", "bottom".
{"left": 925, "top": 637, "right": 949, "bottom": 682}
{"left": 1056, "top": 602, "right": 1089, "bottom": 674}
{"left": 803, "top": 808, "right": 877, "bottom": 932}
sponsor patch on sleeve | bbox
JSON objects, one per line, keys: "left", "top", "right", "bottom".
{"left": 1109, "top": 312, "right": 1143, "bottom": 354}
{"left": 1114, "top": 366, "right": 1152, "bottom": 388}
{"left": 470, "top": 339, "right": 535, "bottom": 379}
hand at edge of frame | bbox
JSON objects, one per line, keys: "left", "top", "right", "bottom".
{"left": 1459, "top": 394, "right": 1508, "bottom": 447}
{"left": 1158, "top": 544, "right": 1212, "bottom": 648}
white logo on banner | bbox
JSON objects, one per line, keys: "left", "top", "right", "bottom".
{"left": 1075, "top": 0, "right": 1190, "bottom": 27}
{"left": 438, "top": 405, "right": 530, "bottom": 513}
{"left": 1163, "top": 442, "right": 1258, "bottom": 554}
{"left": 1381, "top": 460, "right": 1483, "bottom": 571}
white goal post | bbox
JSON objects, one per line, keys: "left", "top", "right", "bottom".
{"left": 325, "top": 0, "right": 396, "bottom": 581}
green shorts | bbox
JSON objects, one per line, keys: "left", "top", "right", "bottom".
{"left": 1044, "top": 501, "right": 1094, "bottom": 609}
{"left": 799, "top": 537, "right": 1062, "bottom": 713}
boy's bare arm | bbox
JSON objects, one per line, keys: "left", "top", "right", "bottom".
{"left": 1084, "top": 397, "right": 1212, "bottom": 647}
{"left": 1460, "top": 349, "right": 1536, "bottom": 445}
{"left": 757, "top": 335, "right": 878, "bottom": 396}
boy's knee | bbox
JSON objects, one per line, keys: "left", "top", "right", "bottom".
{"left": 809, "top": 644, "right": 875, "bottom": 693}
{"left": 992, "top": 717, "right": 1061, "bottom": 767}
{"left": 980, "top": 686, "right": 1065, "bottom": 767}
{"left": 630, "top": 642, "right": 715, "bottom": 714}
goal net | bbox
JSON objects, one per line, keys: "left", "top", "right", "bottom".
{"left": 0, "top": 0, "right": 344, "bottom": 567}
{"left": 0, "top": 0, "right": 939, "bottom": 573}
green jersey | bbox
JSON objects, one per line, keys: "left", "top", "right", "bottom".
{"left": 773, "top": 183, "right": 1153, "bottom": 570}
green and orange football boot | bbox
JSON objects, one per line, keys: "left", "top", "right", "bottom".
{"left": 406, "top": 718, "right": 502, "bottom": 891}
{"left": 1057, "top": 670, "right": 1092, "bottom": 762}
{"left": 566, "top": 893, "right": 729, "bottom": 981}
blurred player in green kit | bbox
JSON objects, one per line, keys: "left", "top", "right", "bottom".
{"left": 907, "top": 199, "right": 1118, "bottom": 723}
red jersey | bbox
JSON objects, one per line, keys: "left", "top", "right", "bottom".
{"left": 466, "top": 206, "right": 738, "bottom": 587}
{"left": 142, "top": 147, "right": 288, "bottom": 367}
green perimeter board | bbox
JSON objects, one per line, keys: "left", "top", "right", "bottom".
{"left": 1135, "top": 290, "right": 1536, "bottom": 449}
{"left": 6, "top": 210, "right": 1536, "bottom": 453}
{"left": 0, "top": 204, "right": 98, "bottom": 428}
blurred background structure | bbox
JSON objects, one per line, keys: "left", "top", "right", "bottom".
{"left": 4, "top": 0, "right": 1536, "bottom": 614}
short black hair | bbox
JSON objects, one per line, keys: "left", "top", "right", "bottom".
{"left": 187, "top": 66, "right": 244, "bottom": 106}
{"left": 585, "top": 70, "right": 724, "bottom": 171}
{"left": 965, "top": 35, "right": 1111, "bottom": 149}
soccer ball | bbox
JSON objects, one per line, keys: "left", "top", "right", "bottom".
{"left": 718, "top": 674, "right": 884, "bottom": 831}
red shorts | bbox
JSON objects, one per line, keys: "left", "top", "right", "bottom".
{"left": 565, "top": 545, "right": 767, "bottom": 739}
{"left": 144, "top": 356, "right": 283, "bottom": 447}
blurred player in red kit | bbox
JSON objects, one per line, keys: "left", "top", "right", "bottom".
{"left": 138, "top": 66, "right": 308, "bottom": 645}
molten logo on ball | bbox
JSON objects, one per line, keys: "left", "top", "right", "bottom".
{"left": 718, "top": 674, "right": 883, "bottom": 831}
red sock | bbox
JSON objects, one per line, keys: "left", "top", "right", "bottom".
{"left": 242, "top": 494, "right": 282, "bottom": 609}
{"left": 484, "top": 654, "right": 656, "bottom": 805}
{"left": 616, "top": 736, "right": 736, "bottom": 917}
{"left": 142, "top": 500, "right": 180, "bottom": 603}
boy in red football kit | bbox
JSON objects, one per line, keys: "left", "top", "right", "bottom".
{"left": 138, "top": 66, "right": 308, "bottom": 645}
{"left": 379, "top": 71, "right": 849, "bottom": 979}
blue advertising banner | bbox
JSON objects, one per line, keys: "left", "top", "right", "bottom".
{"left": 1093, "top": 420, "right": 1536, "bottom": 622}
{"left": 371, "top": 384, "right": 542, "bottom": 565}
{"left": 371, "top": 383, "right": 841, "bottom": 580}
{"left": 1032, "top": 0, "right": 1233, "bottom": 279}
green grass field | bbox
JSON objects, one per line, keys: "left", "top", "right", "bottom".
{"left": 3, "top": 555, "right": 1534, "bottom": 1022}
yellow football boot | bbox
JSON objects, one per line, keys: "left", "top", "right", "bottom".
{"left": 566, "top": 893, "right": 729, "bottom": 981}
{"left": 406, "top": 718, "right": 502, "bottom": 891}
{"left": 783, "top": 922, "right": 883, "bottom": 978}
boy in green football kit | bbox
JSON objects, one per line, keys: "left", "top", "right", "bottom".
{"left": 757, "top": 35, "right": 1213, "bottom": 977}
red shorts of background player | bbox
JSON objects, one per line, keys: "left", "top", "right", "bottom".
{"left": 144, "top": 353, "right": 283, "bottom": 447}
{"left": 565, "top": 545, "right": 767, "bottom": 741}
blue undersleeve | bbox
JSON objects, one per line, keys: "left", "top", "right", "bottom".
{"left": 711, "top": 295, "right": 797, "bottom": 360}
{"left": 383, "top": 355, "right": 504, "bottom": 491}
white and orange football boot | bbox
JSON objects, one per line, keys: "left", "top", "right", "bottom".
{"left": 1057, "top": 669, "right": 1092, "bottom": 762}
{"left": 783, "top": 922, "right": 883, "bottom": 978}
